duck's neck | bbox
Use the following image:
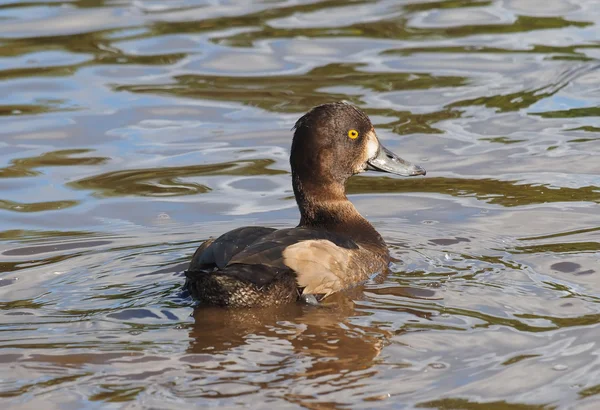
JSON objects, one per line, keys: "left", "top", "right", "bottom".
{"left": 292, "top": 173, "right": 386, "bottom": 249}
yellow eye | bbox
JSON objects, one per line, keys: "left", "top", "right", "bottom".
{"left": 348, "top": 129, "right": 359, "bottom": 139}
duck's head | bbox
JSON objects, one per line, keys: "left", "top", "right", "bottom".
{"left": 290, "top": 102, "right": 425, "bottom": 188}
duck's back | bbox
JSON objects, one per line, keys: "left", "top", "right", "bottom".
{"left": 185, "top": 226, "right": 385, "bottom": 307}
{"left": 188, "top": 226, "right": 277, "bottom": 271}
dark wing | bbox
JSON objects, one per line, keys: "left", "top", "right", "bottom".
{"left": 227, "top": 227, "right": 358, "bottom": 268}
{"left": 226, "top": 227, "right": 361, "bottom": 295}
{"left": 188, "top": 226, "right": 277, "bottom": 271}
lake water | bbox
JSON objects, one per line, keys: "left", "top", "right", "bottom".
{"left": 1, "top": 0, "right": 599, "bottom": 408}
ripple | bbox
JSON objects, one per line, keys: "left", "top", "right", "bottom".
{"left": 1, "top": 0, "right": 600, "bottom": 408}
{"left": 0, "top": 149, "right": 109, "bottom": 179}
{"left": 115, "top": 63, "right": 467, "bottom": 115}
{"left": 69, "top": 159, "right": 286, "bottom": 197}
{"left": 347, "top": 176, "right": 600, "bottom": 206}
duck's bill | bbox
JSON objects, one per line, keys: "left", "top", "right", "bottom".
{"left": 366, "top": 145, "right": 426, "bottom": 177}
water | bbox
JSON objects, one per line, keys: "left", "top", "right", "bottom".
{"left": 1, "top": 0, "right": 599, "bottom": 408}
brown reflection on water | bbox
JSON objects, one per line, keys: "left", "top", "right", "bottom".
{"left": 532, "top": 106, "right": 600, "bottom": 118}
{"left": 187, "top": 294, "right": 390, "bottom": 406}
{"left": 69, "top": 159, "right": 286, "bottom": 197}
{"left": 366, "top": 106, "right": 464, "bottom": 135}
{"left": 415, "top": 397, "right": 552, "bottom": 409}
{"left": 383, "top": 44, "right": 597, "bottom": 61}
{"left": 218, "top": 13, "right": 592, "bottom": 46}
{"left": 0, "top": 251, "right": 83, "bottom": 274}
{"left": 0, "top": 199, "right": 79, "bottom": 213}
{"left": 0, "top": 149, "right": 108, "bottom": 179}
{"left": 0, "top": 103, "right": 75, "bottom": 116}
{"left": 2, "top": 239, "right": 112, "bottom": 257}
{"left": 117, "top": 63, "right": 467, "bottom": 119}
{"left": 450, "top": 63, "right": 599, "bottom": 112}
{"left": 347, "top": 176, "right": 600, "bottom": 207}
{"left": 0, "top": 229, "right": 93, "bottom": 241}
{"left": 512, "top": 242, "right": 600, "bottom": 254}
{"left": 190, "top": 295, "right": 385, "bottom": 360}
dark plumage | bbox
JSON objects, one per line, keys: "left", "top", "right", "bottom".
{"left": 185, "top": 102, "right": 426, "bottom": 307}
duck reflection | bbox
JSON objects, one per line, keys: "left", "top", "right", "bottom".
{"left": 187, "top": 287, "right": 389, "bottom": 376}
{"left": 183, "top": 281, "right": 439, "bottom": 407}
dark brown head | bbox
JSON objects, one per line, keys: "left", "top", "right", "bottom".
{"left": 291, "top": 102, "right": 425, "bottom": 190}
{"left": 290, "top": 102, "right": 425, "bottom": 230}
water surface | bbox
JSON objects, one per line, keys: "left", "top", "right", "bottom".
{"left": 1, "top": 0, "right": 599, "bottom": 408}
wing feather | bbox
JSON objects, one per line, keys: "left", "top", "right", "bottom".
{"left": 188, "top": 226, "right": 277, "bottom": 271}
{"left": 191, "top": 227, "right": 360, "bottom": 294}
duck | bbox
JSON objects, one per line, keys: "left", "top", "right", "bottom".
{"left": 185, "top": 102, "right": 426, "bottom": 307}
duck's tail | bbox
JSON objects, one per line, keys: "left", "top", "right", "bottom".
{"left": 184, "top": 264, "right": 298, "bottom": 308}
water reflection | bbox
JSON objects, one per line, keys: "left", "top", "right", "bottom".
{"left": 186, "top": 296, "right": 392, "bottom": 406}
{"left": 117, "top": 63, "right": 467, "bottom": 115}
{"left": 189, "top": 295, "right": 385, "bottom": 361}
{"left": 0, "top": 149, "right": 108, "bottom": 178}
{"left": 1, "top": 0, "right": 599, "bottom": 408}
{"left": 0, "top": 199, "right": 79, "bottom": 212}
{"left": 348, "top": 176, "right": 600, "bottom": 206}
{"left": 70, "top": 159, "right": 285, "bottom": 197}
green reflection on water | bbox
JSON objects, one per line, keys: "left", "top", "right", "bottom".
{"left": 0, "top": 0, "right": 130, "bottom": 9}
{"left": 89, "top": 385, "right": 146, "bottom": 403}
{"left": 220, "top": 15, "right": 591, "bottom": 46}
{"left": 63, "top": 170, "right": 600, "bottom": 205}
{"left": 0, "top": 149, "right": 108, "bottom": 179}
{"left": 0, "top": 103, "right": 77, "bottom": 116}
{"left": 0, "top": 0, "right": 368, "bottom": 58}
{"left": 150, "top": 0, "right": 370, "bottom": 38}
{"left": 390, "top": 304, "right": 588, "bottom": 333}
{"left": 0, "top": 199, "right": 79, "bottom": 213}
{"left": 511, "top": 242, "right": 600, "bottom": 254}
{"left": 69, "top": 159, "right": 286, "bottom": 197}
{"left": 532, "top": 106, "right": 600, "bottom": 118}
{"left": 519, "top": 226, "right": 600, "bottom": 241}
{"left": 368, "top": 107, "right": 463, "bottom": 134}
{"left": 0, "top": 229, "right": 94, "bottom": 241}
{"left": 369, "top": 15, "right": 591, "bottom": 39}
{"left": 567, "top": 126, "right": 600, "bottom": 132}
{"left": 516, "top": 313, "right": 600, "bottom": 329}
{"left": 0, "top": 252, "right": 85, "bottom": 274}
{"left": 416, "top": 398, "right": 553, "bottom": 410}
{"left": 347, "top": 176, "right": 600, "bottom": 207}
{"left": 116, "top": 63, "right": 466, "bottom": 117}
{"left": 479, "top": 137, "right": 525, "bottom": 144}
{"left": 450, "top": 86, "right": 559, "bottom": 113}
{"left": 0, "top": 64, "right": 79, "bottom": 81}
{"left": 0, "top": 299, "right": 44, "bottom": 310}
{"left": 95, "top": 52, "right": 186, "bottom": 66}
{"left": 382, "top": 44, "right": 597, "bottom": 61}
{"left": 0, "top": 374, "right": 90, "bottom": 399}
{"left": 501, "top": 354, "right": 541, "bottom": 366}
{"left": 402, "top": 0, "right": 492, "bottom": 12}
{"left": 579, "top": 384, "right": 600, "bottom": 398}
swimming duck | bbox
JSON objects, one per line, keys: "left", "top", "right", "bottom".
{"left": 185, "top": 102, "right": 425, "bottom": 307}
